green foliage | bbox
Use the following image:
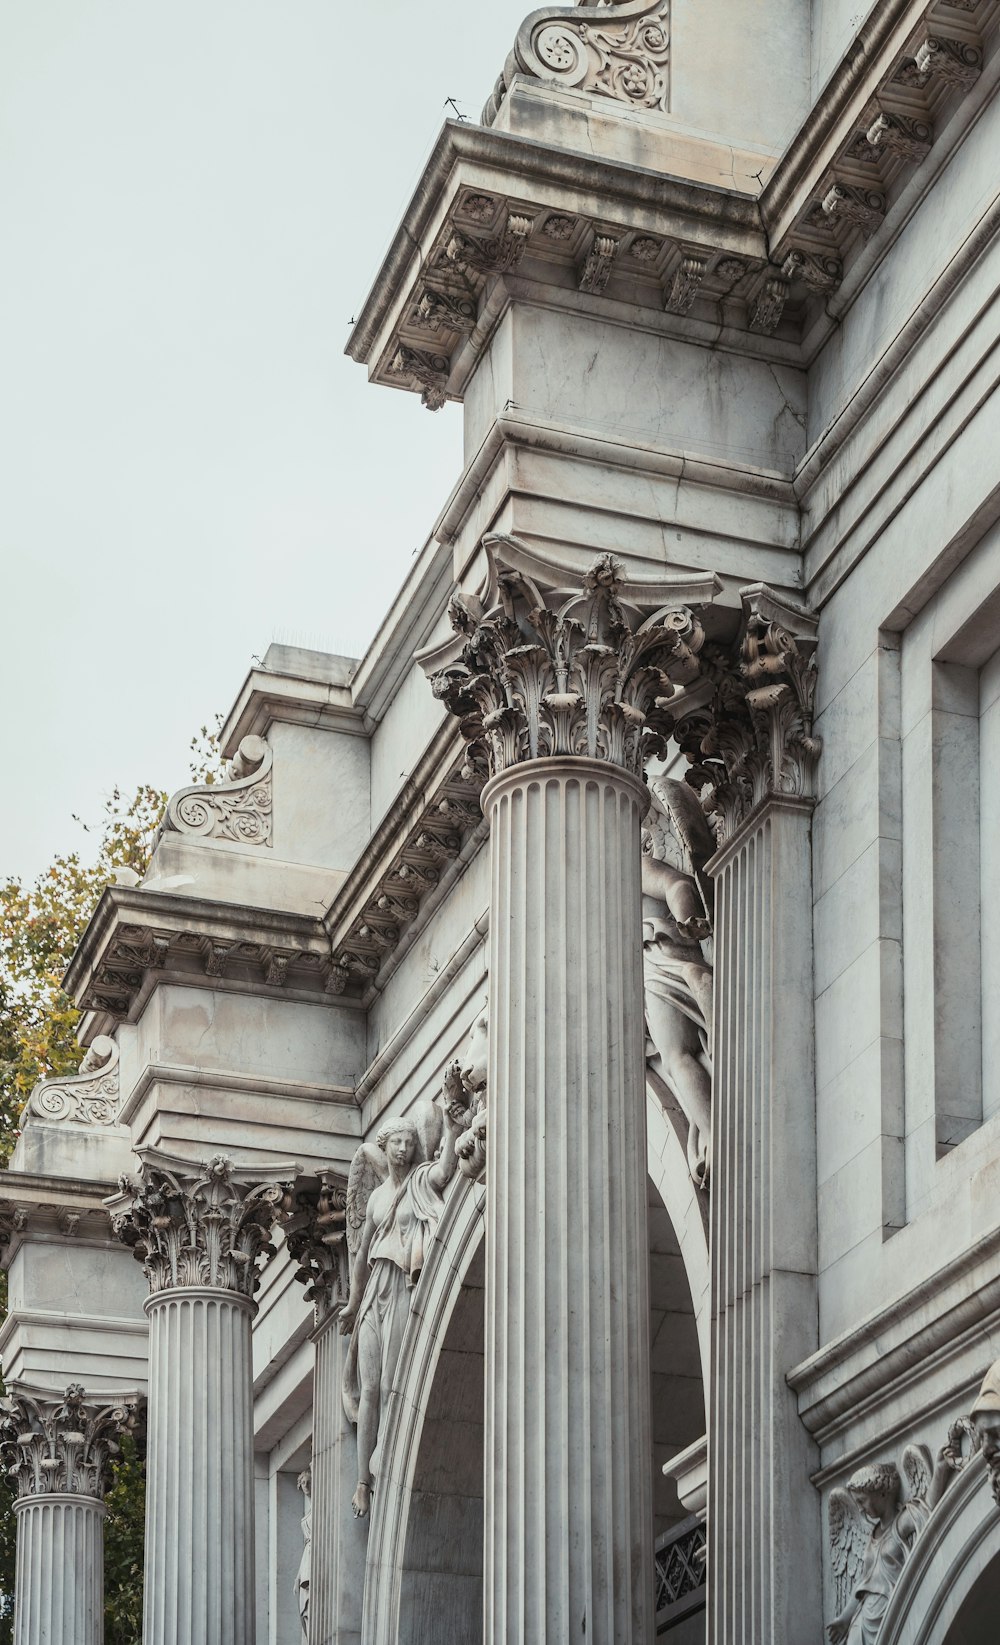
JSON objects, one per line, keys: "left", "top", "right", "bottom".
{"left": 103, "top": 1433, "right": 146, "bottom": 1644}
{"left": 0, "top": 730, "right": 224, "bottom": 1639}
{"left": 0, "top": 785, "right": 167, "bottom": 1156}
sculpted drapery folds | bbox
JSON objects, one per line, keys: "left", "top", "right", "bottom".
{"left": 971, "top": 1357, "right": 1000, "bottom": 1507}
{"left": 641, "top": 777, "right": 715, "bottom": 1187}
{"left": 339, "top": 1087, "right": 466, "bottom": 1519}
{"left": 827, "top": 1446, "right": 954, "bottom": 1645}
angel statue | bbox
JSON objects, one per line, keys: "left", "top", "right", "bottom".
{"left": 339, "top": 1082, "right": 467, "bottom": 1518}
{"left": 641, "top": 775, "right": 716, "bottom": 1187}
{"left": 827, "top": 1444, "right": 954, "bottom": 1644}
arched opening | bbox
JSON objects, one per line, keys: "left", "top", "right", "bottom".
{"left": 392, "top": 1171, "right": 707, "bottom": 1638}
{"left": 944, "top": 1547, "right": 1000, "bottom": 1643}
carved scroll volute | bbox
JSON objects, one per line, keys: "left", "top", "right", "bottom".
{"left": 508, "top": 0, "right": 671, "bottom": 115}
{"left": 283, "top": 1174, "right": 350, "bottom": 1327}
{"left": 0, "top": 1384, "right": 141, "bottom": 1501}
{"left": 108, "top": 1154, "right": 298, "bottom": 1300}
{"left": 667, "top": 585, "right": 820, "bottom": 847}
{"left": 26, "top": 1036, "right": 121, "bottom": 1126}
{"left": 426, "top": 534, "right": 720, "bottom": 784}
{"left": 163, "top": 734, "right": 273, "bottom": 846}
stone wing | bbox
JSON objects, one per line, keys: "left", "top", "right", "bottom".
{"left": 345, "top": 1143, "right": 388, "bottom": 1262}
{"left": 828, "top": 1486, "right": 867, "bottom": 1613}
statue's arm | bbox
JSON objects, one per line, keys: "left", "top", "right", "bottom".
{"left": 339, "top": 1202, "right": 376, "bottom": 1332}
{"left": 429, "top": 1100, "right": 465, "bottom": 1192}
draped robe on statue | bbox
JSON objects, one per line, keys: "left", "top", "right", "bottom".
{"left": 342, "top": 1161, "right": 445, "bottom": 1427}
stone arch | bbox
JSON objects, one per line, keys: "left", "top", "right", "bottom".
{"left": 878, "top": 1457, "right": 1000, "bottom": 1645}
{"left": 362, "top": 1094, "right": 710, "bottom": 1643}
{"left": 361, "top": 1175, "right": 485, "bottom": 1645}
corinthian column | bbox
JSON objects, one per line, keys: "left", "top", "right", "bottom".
{"left": 428, "top": 535, "right": 719, "bottom": 1645}
{"left": 284, "top": 1174, "right": 366, "bottom": 1645}
{"left": 0, "top": 1383, "right": 139, "bottom": 1645}
{"left": 109, "top": 1153, "right": 297, "bottom": 1645}
{"left": 670, "top": 585, "right": 823, "bottom": 1645}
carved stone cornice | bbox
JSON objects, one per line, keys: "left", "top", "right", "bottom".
{"left": 108, "top": 1153, "right": 299, "bottom": 1300}
{"left": 283, "top": 1173, "right": 349, "bottom": 1325}
{"left": 25, "top": 1037, "right": 121, "bottom": 1127}
{"left": 664, "top": 586, "right": 820, "bottom": 846}
{"left": 63, "top": 887, "right": 336, "bottom": 1026}
{"left": 425, "top": 534, "right": 722, "bottom": 783}
{"left": 763, "top": 0, "right": 992, "bottom": 303}
{"left": 0, "top": 1175, "right": 118, "bottom": 1263}
{"left": 485, "top": 0, "right": 672, "bottom": 122}
{"left": 0, "top": 1384, "right": 141, "bottom": 1502}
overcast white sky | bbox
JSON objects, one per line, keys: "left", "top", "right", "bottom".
{"left": 0, "top": 1, "right": 531, "bottom": 884}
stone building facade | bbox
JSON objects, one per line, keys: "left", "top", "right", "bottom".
{"left": 3, "top": 2, "right": 1000, "bottom": 1641}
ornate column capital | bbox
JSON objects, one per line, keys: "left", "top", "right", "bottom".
{"left": 424, "top": 533, "right": 722, "bottom": 784}
{"left": 108, "top": 1151, "right": 299, "bottom": 1301}
{"left": 667, "top": 584, "right": 821, "bottom": 847}
{"left": 0, "top": 1384, "right": 141, "bottom": 1503}
{"left": 283, "top": 1173, "right": 349, "bottom": 1328}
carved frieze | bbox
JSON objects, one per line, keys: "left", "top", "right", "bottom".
{"left": 109, "top": 1154, "right": 297, "bottom": 1299}
{"left": 26, "top": 1036, "right": 121, "bottom": 1126}
{"left": 0, "top": 1384, "right": 141, "bottom": 1501}
{"left": 164, "top": 735, "right": 272, "bottom": 847}
{"left": 429, "top": 534, "right": 714, "bottom": 782}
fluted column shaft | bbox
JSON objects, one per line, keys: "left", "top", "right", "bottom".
{"left": 142, "top": 1287, "right": 255, "bottom": 1645}
{"left": 308, "top": 1313, "right": 364, "bottom": 1645}
{"left": 484, "top": 757, "right": 653, "bottom": 1645}
{"left": 707, "top": 798, "right": 821, "bottom": 1645}
{"left": 13, "top": 1494, "right": 105, "bottom": 1645}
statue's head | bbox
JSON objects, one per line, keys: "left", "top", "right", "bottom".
{"left": 972, "top": 1360, "right": 1000, "bottom": 1463}
{"left": 376, "top": 1118, "right": 419, "bottom": 1171}
{"left": 462, "top": 1014, "right": 488, "bottom": 1095}
{"left": 847, "top": 1461, "right": 901, "bottom": 1522}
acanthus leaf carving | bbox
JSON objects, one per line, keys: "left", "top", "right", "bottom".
{"left": 164, "top": 735, "right": 273, "bottom": 847}
{"left": 444, "top": 212, "right": 535, "bottom": 276}
{"left": 284, "top": 1173, "right": 349, "bottom": 1325}
{"left": 410, "top": 287, "right": 477, "bottom": 336}
{"left": 578, "top": 232, "right": 621, "bottom": 294}
{"left": 510, "top": 0, "right": 672, "bottom": 116}
{"left": 386, "top": 345, "right": 450, "bottom": 411}
{"left": 26, "top": 1035, "right": 121, "bottom": 1127}
{"left": 108, "top": 1153, "right": 298, "bottom": 1299}
{"left": 0, "top": 1384, "right": 142, "bottom": 1501}
{"left": 821, "top": 182, "right": 887, "bottom": 238}
{"left": 664, "top": 255, "right": 707, "bottom": 315}
{"left": 667, "top": 587, "right": 820, "bottom": 846}
{"left": 781, "top": 248, "right": 843, "bottom": 293}
{"left": 429, "top": 534, "right": 713, "bottom": 783}
{"left": 748, "top": 275, "right": 789, "bottom": 335}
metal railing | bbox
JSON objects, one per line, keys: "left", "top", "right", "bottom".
{"left": 654, "top": 1515, "right": 707, "bottom": 1633}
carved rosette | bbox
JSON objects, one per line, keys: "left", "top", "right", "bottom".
{"left": 0, "top": 1384, "right": 140, "bottom": 1502}
{"left": 164, "top": 734, "right": 273, "bottom": 846}
{"left": 109, "top": 1154, "right": 297, "bottom": 1300}
{"left": 668, "top": 590, "right": 821, "bottom": 845}
{"left": 283, "top": 1174, "right": 349, "bottom": 1325}
{"left": 26, "top": 1037, "right": 121, "bottom": 1127}
{"left": 430, "top": 537, "right": 709, "bottom": 783}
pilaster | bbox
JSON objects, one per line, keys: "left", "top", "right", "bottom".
{"left": 284, "top": 1175, "right": 366, "bottom": 1645}
{"left": 676, "top": 587, "right": 823, "bottom": 1645}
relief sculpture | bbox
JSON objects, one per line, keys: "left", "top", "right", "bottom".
{"left": 827, "top": 1445, "right": 954, "bottom": 1644}
{"left": 339, "top": 1084, "right": 466, "bottom": 1518}
{"left": 641, "top": 775, "right": 715, "bottom": 1188}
